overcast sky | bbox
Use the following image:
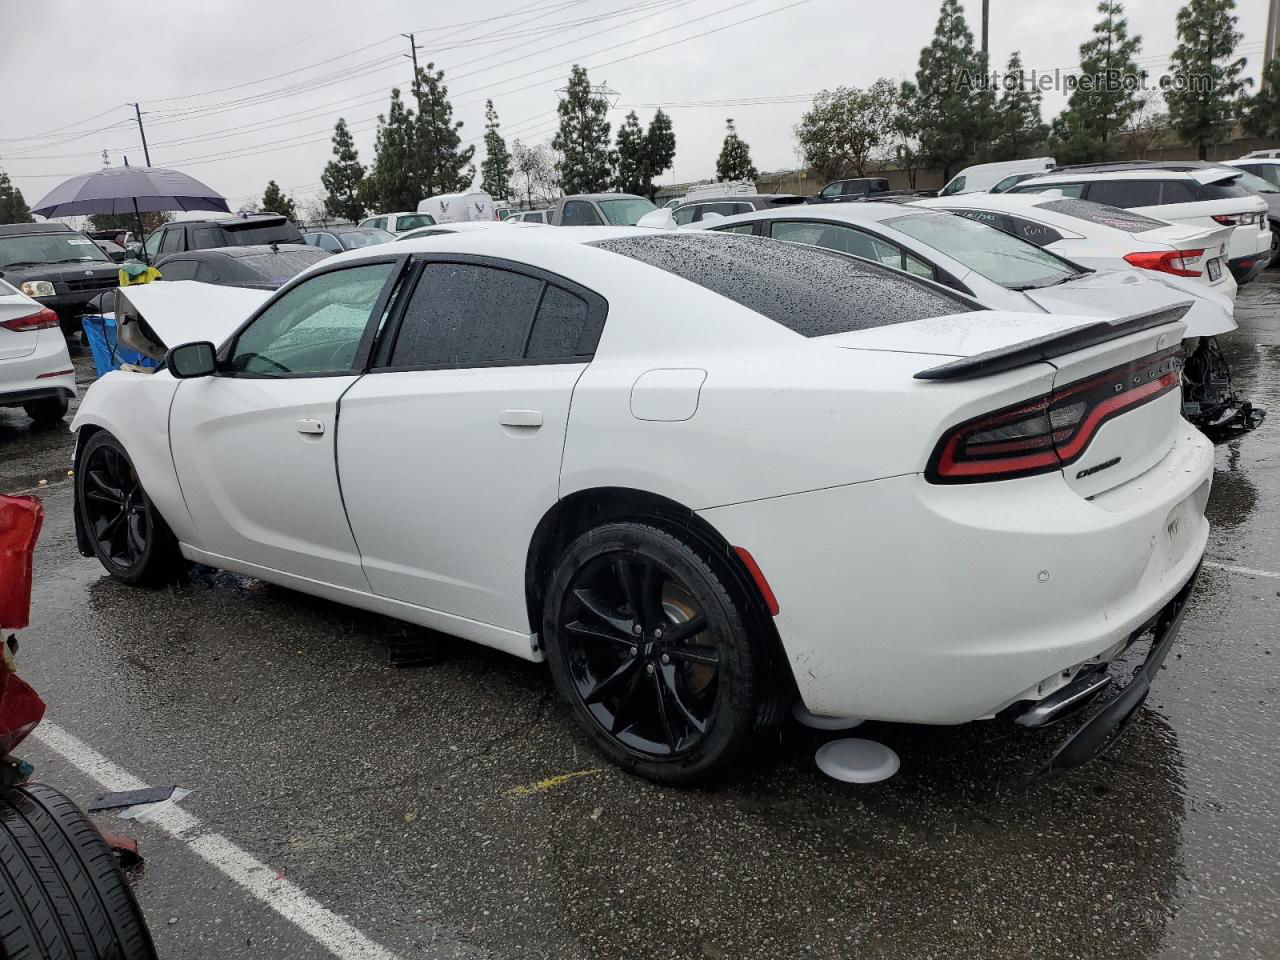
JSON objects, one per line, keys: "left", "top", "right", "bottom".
{"left": 2, "top": 0, "right": 1273, "bottom": 217}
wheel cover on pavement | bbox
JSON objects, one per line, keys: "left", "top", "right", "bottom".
{"left": 561, "top": 552, "right": 722, "bottom": 758}
{"left": 83, "top": 445, "right": 150, "bottom": 568}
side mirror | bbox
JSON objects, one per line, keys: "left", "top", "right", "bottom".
{"left": 166, "top": 341, "right": 218, "bottom": 379}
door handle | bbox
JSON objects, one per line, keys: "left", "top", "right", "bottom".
{"left": 499, "top": 409, "right": 543, "bottom": 428}
{"left": 296, "top": 418, "right": 325, "bottom": 435}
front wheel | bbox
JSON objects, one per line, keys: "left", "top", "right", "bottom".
{"left": 75, "top": 431, "right": 181, "bottom": 586}
{"left": 543, "top": 521, "right": 773, "bottom": 785}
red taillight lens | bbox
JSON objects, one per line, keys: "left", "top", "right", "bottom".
{"left": 927, "top": 348, "right": 1183, "bottom": 484}
{"left": 1123, "top": 249, "right": 1205, "bottom": 277}
{"left": 1211, "top": 212, "right": 1260, "bottom": 226}
{"left": 0, "top": 308, "right": 60, "bottom": 332}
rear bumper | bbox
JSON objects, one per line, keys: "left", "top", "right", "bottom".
{"left": 0, "top": 331, "right": 78, "bottom": 407}
{"left": 1229, "top": 252, "right": 1272, "bottom": 285}
{"left": 698, "top": 421, "right": 1213, "bottom": 724}
{"left": 1025, "top": 563, "right": 1200, "bottom": 777}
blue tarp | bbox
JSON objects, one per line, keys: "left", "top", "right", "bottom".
{"left": 81, "top": 313, "right": 159, "bottom": 378}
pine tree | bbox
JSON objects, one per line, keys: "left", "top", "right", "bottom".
{"left": 0, "top": 171, "right": 33, "bottom": 223}
{"left": 641, "top": 108, "right": 676, "bottom": 201}
{"left": 715, "top": 119, "right": 757, "bottom": 182}
{"left": 321, "top": 118, "right": 366, "bottom": 222}
{"left": 479, "top": 99, "right": 513, "bottom": 200}
{"left": 260, "top": 181, "right": 298, "bottom": 221}
{"left": 365, "top": 88, "right": 419, "bottom": 212}
{"left": 1049, "top": 2, "right": 1143, "bottom": 162}
{"left": 614, "top": 111, "right": 647, "bottom": 195}
{"left": 1166, "top": 0, "right": 1250, "bottom": 159}
{"left": 991, "top": 52, "right": 1048, "bottom": 161}
{"left": 411, "top": 63, "right": 475, "bottom": 198}
{"left": 552, "top": 65, "right": 613, "bottom": 194}
{"left": 914, "top": 0, "right": 993, "bottom": 181}
{"left": 1243, "top": 59, "right": 1280, "bottom": 138}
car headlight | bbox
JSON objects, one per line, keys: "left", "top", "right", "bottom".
{"left": 20, "top": 280, "right": 56, "bottom": 298}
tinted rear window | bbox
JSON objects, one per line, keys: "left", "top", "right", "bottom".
{"left": 223, "top": 222, "right": 303, "bottom": 245}
{"left": 1035, "top": 198, "right": 1168, "bottom": 233}
{"left": 590, "top": 233, "right": 970, "bottom": 337}
{"left": 1198, "top": 178, "right": 1251, "bottom": 200}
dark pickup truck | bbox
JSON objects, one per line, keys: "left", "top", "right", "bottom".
{"left": 809, "top": 178, "right": 932, "bottom": 203}
{"left": 0, "top": 222, "right": 119, "bottom": 334}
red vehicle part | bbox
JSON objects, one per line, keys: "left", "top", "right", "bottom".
{"left": 1, "top": 495, "right": 43, "bottom": 631}
{"left": 0, "top": 495, "right": 47, "bottom": 753}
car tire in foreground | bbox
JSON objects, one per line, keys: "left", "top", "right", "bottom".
{"left": 22, "top": 397, "right": 68, "bottom": 426}
{"left": 0, "top": 782, "right": 157, "bottom": 960}
{"left": 544, "top": 521, "right": 779, "bottom": 785}
{"left": 75, "top": 431, "right": 182, "bottom": 587}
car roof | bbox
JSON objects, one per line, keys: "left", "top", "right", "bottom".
{"left": 562, "top": 193, "right": 649, "bottom": 202}
{"left": 1228, "top": 157, "right": 1280, "bottom": 166}
{"left": 0, "top": 221, "right": 75, "bottom": 236}
{"left": 687, "top": 201, "right": 933, "bottom": 228}
{"left": 363, "top": 211, "right": 419, "bottom": 219}
{"left": 308, "top": 225, "right": 386, "bottom": 234}
{"left": 176, "top": 214, "right": 290, "bottom": 227}
{"left": 1019, "top": 168, "right": 1204, "bottom": 184}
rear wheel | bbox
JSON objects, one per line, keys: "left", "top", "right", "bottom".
{"left": 0, "top": 782, "right": 157, "bottom": 960}
{"left": 543, "top": 521, "right": 773, "bottom": 785}
{"left": 1270, "top": 225, "right": 1279, "bottom": 264}
{"left": 22, "top": 396, "right": 68, "bottom": 426}
{"left": 75, "top": 431, "right": 181, "bottom": 586}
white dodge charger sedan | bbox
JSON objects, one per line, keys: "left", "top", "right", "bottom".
{"left": 71, "top": 228, "right": 1212, "bottom": 784}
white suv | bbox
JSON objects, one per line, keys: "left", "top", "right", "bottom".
{"left": 1011, "top": 163, "right": 1271, "bottom": 284}
{"left": 0, "top": 278, "right": 77, "bottom": 425}
{"left": 357, "top": 212, "right": 437, "bottom": 236}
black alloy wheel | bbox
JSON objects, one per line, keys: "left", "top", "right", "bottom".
{"left": 545, "top": 522, "right": 777, "bottom": 784}
{"left": 76, "top": 432, "right": 180, "bottom": 586}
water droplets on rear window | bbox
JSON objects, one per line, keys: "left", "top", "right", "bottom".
{"left": 589, "top": 232, "right": 969, "bottom": 338}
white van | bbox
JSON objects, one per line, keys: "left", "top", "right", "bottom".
{"left": 417, "top": 191, "right": 495, "bottom": 224}
{"left": 939, "top": 158, "right": 1056, "bottom": 197}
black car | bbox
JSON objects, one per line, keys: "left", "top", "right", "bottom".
{"left": 301, "top": 225, "right": 395, "bottom": 252}
{"left": 154, "top": 245, "right": 331, "bottom": 290}
{"left": 811, "top": 178, "right": 891, "bottom": 202}
{"left": 670, "top": 194, "right": 803, "bottom": 225}
{"left": 141, "top": 213, "right": 303, "bottom": 261}
{"left": 0, "top": 222, "right": 119, "bottom": 333}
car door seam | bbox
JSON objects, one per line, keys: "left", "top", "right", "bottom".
{"left": 332, "top": 374, "right": 376, "bottom": 594}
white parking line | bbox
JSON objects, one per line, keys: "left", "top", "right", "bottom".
{"left": 1204, "top": 560, "right": 1280, "bottom": 580}
{"left": 32, "top": 722, "right": 403, "bottom": 960}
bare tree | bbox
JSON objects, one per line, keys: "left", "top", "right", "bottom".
{"left": 511, "top": 139, "right": 559, "bottom": 207}
{"left": 1122, "top": 90, "right": 1171, "bottom": 159}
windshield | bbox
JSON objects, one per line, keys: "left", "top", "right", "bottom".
{"left": 1230, "top": 170, "right": 1280, "bottom": 194}
{"left": 598, "top": 197, "right": 658, "bottom": 225}
{"left": 0, "top": 232, "right": 112, "bottom": 269}
{"left": 395, "top": 214, "right": 436, "bottom": 231}
{"left": 339, "top": 229, "right": 394, "bottom": 249}
{"left": 887, "top": 212, "right": 1079, "bottom": 290}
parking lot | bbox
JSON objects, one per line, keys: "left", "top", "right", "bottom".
{"left": 0, "top": 276, "right": 1277, "bottom": 960}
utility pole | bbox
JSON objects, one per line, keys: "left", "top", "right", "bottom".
{"left": 1266, "top": 0, "right": 1280, "bottom": 89}
{"left": 981, "top": 0, "right": 989, "bottom": 62}
{"left": 402, "top": 33, "right": 424, "bottom": 111}
{"left": 130, "top": 103, "right": 151, "bottom": 166}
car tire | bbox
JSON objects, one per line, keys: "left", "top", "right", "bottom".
{"left": 22, "top": 396, "right": 69, "bottom": 426}
{"left": 543, "top": 521, "right": 775, "bottom": 785}
{"left": 0, "top": 783, "right": 158, "bottom": 960}
{"left": 1270, "top": 225, "right": 1279, "bottom": 264}
{"left": 75, "top": 431, "right": 182, "bottom": 587}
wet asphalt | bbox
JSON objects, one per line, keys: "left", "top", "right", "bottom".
{"left": 1, "top": 278, "right": 1279, "bottom": 960}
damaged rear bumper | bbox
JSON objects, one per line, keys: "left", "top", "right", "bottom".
{"left": 1010, "top": 563, "right": 1201, "bottom": 778}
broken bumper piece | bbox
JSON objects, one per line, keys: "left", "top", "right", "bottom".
{"left": 1016, "top": 563, "right": 1201, "bottom": 780}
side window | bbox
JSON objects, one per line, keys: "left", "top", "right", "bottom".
{"left": 143, "top": 231, "right": 164, "bottom": 259}
{"left": 714, "top": 223, "right": 757, "bottom": 235}
{"left": 903, "top": 252, "right": 935, "bottom": 279}
{"left": 1085, "top": 180, "right": 1162, "bottom": 208}
{"left": 562, "top": 201, "right": 603, "bottom": 226}
{"left": 317, "top": 234, "right": 342, "bottom": 253}
{"left": 841, "top": 181, "right": 866, "bottom": 196}
{"left": 1006, "top": 216, "right": 1063, "bottom": 247}
{"left": 991, "top": 175, "right": 1021, "bottom": 193}
{"left": 388, "top": 263, "right": 542, "bottom": 368}
{"left": 940, "top": 175, "right": 967, "bottom": 196}
{"left": 1016, "top": 182, "right": 1085, "bottom": 199}
{"left": 1159, "top": 180, "right": 1199, "bottom": 204}
{"left": 526, "top": 285, "right": 600, "bottom": 359}
{"left": 190, "top": 226, "right": 222, "bottom": 250}
{"left": 820, "top": 183, "right": 843, "bottom": 198}
{"left": 158, "top": 228, "right": 183, "bottom": 255}
{"left": 229, "top": 263, "right": 393, "bottom": 376}
{"left": 672, "top": 205, "right": 698, "bottom": 226}
{"left": 157, "top": 259, "right": 198, "bottom": 281}
{"left": 769, "top": 220, "right": 900, "bottom": 267}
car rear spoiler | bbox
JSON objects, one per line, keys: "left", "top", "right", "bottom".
{"left": 913, "top": 302, "right": 1192, "bottom": 381}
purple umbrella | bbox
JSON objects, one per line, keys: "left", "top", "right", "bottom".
{"left": 31, "top": 165, "right": 230, "bottom": 218}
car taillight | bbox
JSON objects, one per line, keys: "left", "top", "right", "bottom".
{"left": 1211, "top": 212, "right": 1260, "bottom": 226}
{"left": 1122, "top": 249, "right": 1205, "bottom": 277}
{"left": 0, "top": 308, "right": 60, "bottom": 332}
{"left": 926, "top": 347, "right": 1183, "bottom": 484}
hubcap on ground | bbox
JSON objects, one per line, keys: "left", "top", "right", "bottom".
{"left": 83, "top": 446, "right": 149, "bottom": 567}
{"left": 561, "top": 553, "right": 722, "bottom": 757}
